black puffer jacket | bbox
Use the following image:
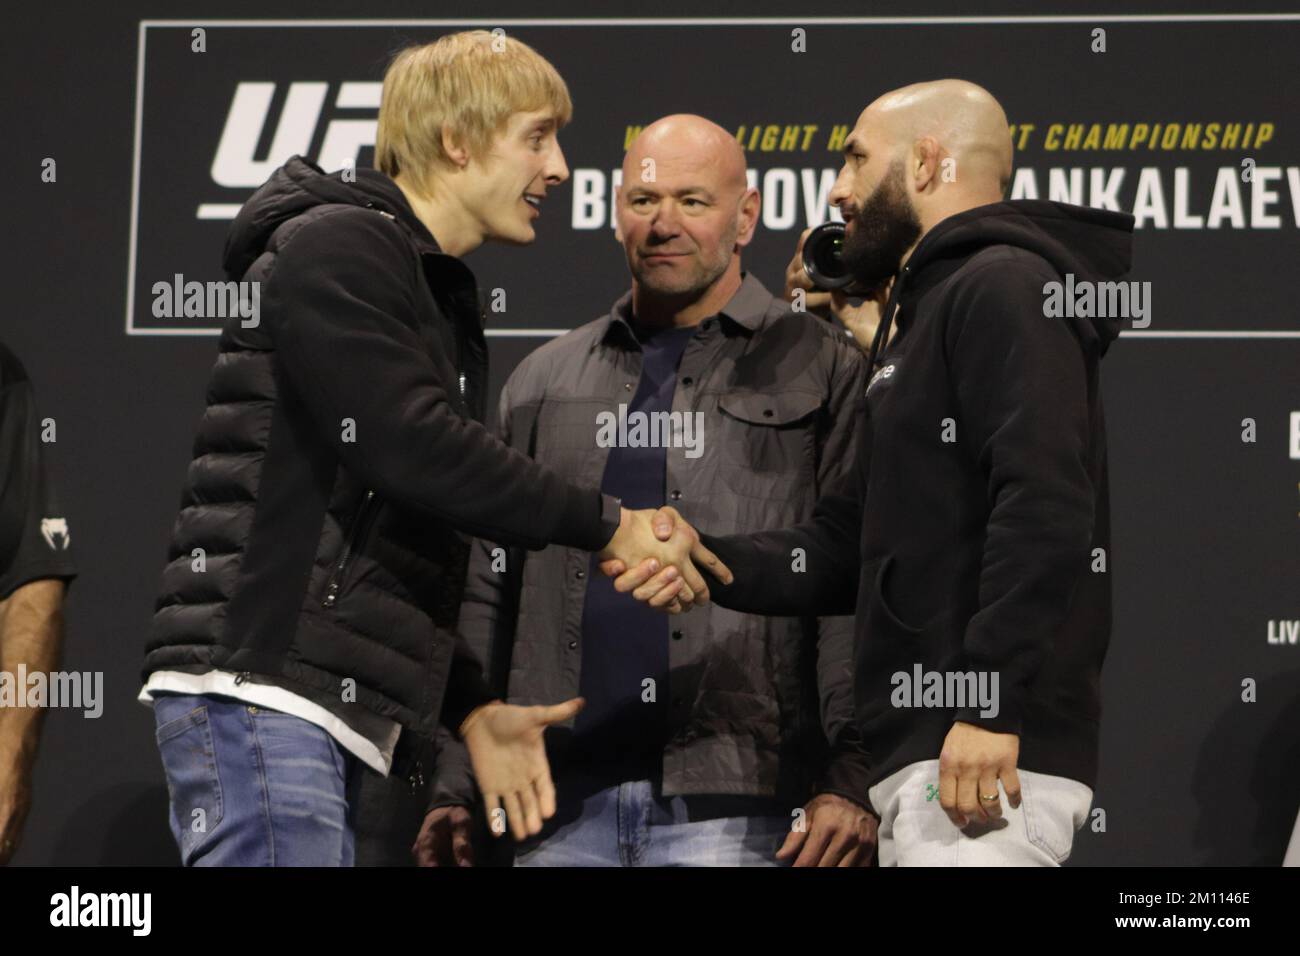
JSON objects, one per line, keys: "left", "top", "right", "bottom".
{"left": 144, "top": 157, "right": 620, "bottom": 765}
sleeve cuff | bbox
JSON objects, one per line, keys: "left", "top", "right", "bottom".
{"left": 0, "top": 564, "right": 77, "bottom": 601}
{"left": 598, "top": 493, "right": 622, "bottom": 548}
{"left": 952, "top": 705, "right": 1023, "bottom": 736}
{"left": 440, "top": 675, "right": 497, "bottom": 737}
{"left": 552, "top": 487, "right": 620, "bottom": 553}
{"left": 817, "top": 748, "right": 875, "bottom": 814}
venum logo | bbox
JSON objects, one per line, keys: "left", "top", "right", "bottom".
{"left": 40, "top": 517, "right": 70, "bottom": 550}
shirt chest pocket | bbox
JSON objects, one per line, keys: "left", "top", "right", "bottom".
{"left": 713, "top": 389, "right": 823, "bottom": 500}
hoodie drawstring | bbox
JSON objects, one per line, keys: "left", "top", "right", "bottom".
{"left": 867, "top": 266, "right": 909, "bottom": 372}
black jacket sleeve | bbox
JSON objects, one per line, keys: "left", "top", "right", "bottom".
{"left": 944, "top": 259, "right": 1097, "bottom": 735}
{"left": 427, "top": 724, "right": 477, "bottom": 811}
{"left": 0, "top": 346, "right": 77, "bottom": 599}
{"left": 808, "top": 339, "right": 873, "bottom": 809}
{"left": 436, "top": 629, "right": 498, "bottom": 737}
{"left": 427, "top": 373, "right": 528, "bottom": 808}
{"left": 261, "top": 208, "right": 620, "bottom": 553}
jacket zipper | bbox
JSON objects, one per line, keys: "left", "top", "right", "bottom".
{"left": 408, "top": 759, "right": 425, "bottom": 794}
{"left": 455, "top": 307, "right": 477, "bottom": 413}
{"left": 323, "top": 490, "right": 378, "bottom": 608}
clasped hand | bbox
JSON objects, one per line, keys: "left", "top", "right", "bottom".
{"left": 597, "top": 507, "right": 732, "bottom": 613}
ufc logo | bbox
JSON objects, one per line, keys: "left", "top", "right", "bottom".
{"left": 211, "top": 81, "right": 381, "bottom": 188}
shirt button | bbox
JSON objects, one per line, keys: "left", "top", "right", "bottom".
{"left": 575, "top": 569, "right": 585, "bottom": 579}
{"left": 682, "top": 377, "right": 694, "bottom": 386}
{"left": 624, "top": 382, "right": 634, "bottom": 392}
{"left": 763, "top": 409, "right": 774, "bottom": 418}
{"left": 672, "top": 629, "right": 683, "bottom": 641}
{"left": 670, "top": 490, "right": 682, "bottom": 501}
{"left": 567, "top": 640, "right": 578, "bottom": 650}
{"left": 247, "top": 706, "right": 258, "bottom": 714}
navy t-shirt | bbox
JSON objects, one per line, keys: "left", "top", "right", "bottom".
{"left": 568, "top": 322, "right": 697, "bottom": 783}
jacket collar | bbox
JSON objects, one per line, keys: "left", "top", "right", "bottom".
{"left": 347, "top": 169, "right": 445, "bottom": 257}
{"left": 598, "top": 270, "right": 774, "bottom": 349}
{"left": 359, "top": 173, "right": 487, "bottom": 329}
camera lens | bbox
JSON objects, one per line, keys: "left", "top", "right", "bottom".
{"left": 802, "top": 221, "right": 854, "bottom": 290}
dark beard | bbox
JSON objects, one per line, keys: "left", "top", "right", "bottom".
{"left": 840, "top": 160, "right": 922, "bottom": 291}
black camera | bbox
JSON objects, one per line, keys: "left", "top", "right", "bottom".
{"left": 801, "top": 221, "right": 853, "bottom": 290}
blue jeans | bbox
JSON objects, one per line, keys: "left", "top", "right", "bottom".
{"left": 513, "top": 778, "right": 793, "bottom": 867}
{"left": 152, "top": 693, "right": 363, "bottom": 866}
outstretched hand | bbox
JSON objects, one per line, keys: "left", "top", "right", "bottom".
{"left": 458, "top": 697, "right": 584, "bottom": 841}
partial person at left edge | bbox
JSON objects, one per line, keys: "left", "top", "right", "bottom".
{"left": 0, "top": 341, "right": 78, "bottom": 865}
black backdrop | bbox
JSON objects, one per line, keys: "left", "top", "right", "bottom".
{"left": 4, "top": 0, "right": 1298, "bottom": 866}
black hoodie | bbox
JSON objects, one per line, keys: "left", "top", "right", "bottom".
{"left": 702, "top": 200, "right": 1135, "bottom": 797}
{"left": 145, "top": 158, "right": 620, "bottom": 772}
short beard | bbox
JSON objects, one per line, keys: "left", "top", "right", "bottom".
{"left": 840, "top": 160, "right": 922, "bottom": 290}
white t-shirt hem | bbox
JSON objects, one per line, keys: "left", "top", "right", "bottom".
{"left": 139, "top": 669, "right": 399, "bottom": 776}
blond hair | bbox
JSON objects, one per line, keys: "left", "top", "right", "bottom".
{"left": 375, "top": 31, "right": 573, "bottom": 196}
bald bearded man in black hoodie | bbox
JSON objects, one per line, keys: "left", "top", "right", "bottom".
{"left": 609, "top": 79, "right": 1135, "bottom": 866}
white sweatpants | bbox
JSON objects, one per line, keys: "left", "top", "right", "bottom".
{"left": 867, "top": 758, "right": 1094, "bottom": 866}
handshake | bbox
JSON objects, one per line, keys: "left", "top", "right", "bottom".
{"left": 596, "top": 505, "right": 732, "bottom": 613}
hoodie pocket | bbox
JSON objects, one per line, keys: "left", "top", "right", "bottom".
{"left": 855, "top": 555, "right": 928, "bottom": 730}
{"left": 871, "top": 554, "right": 925, "bottom": 636}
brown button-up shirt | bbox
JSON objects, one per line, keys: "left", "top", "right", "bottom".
{"left": 432, "top": 271, "right": 872, "bottom": 809}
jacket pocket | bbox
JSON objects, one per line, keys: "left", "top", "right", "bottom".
{"left": 322, "top": 489, "right": 381, "bottom": 609}
{"left": 715, "top": 389, "right": 822, "bottom": 500}
{"left": 717, "top": 388, "right": 822, "bottom": 429}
